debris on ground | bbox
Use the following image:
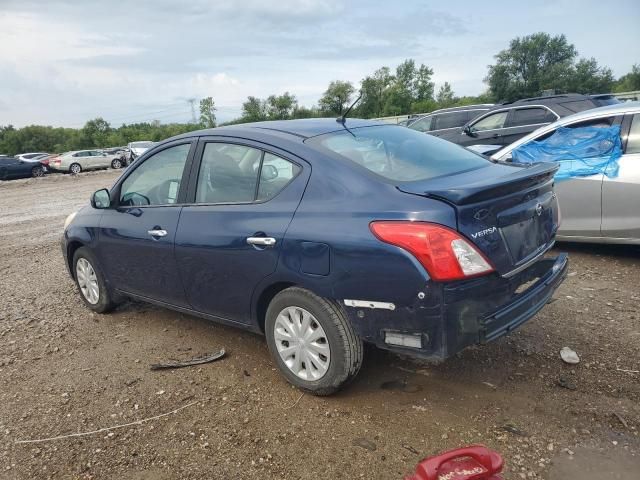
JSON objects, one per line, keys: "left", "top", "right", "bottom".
{"left": 352, "top": 437, "right": 377, "bottom": 451}
{"left": 557, "top": 376, "right": 577, "bottom": 390}
{"left": 560, "top": 347, "right": 580, "bottom": 364}
{"left": 150, "top": 349, "right": 225, "bottom": 370}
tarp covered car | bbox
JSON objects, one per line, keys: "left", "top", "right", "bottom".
{"left": 512, "top": 125, "right": 622, "bottom": 181}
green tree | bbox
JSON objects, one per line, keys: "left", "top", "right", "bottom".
{"left": 357, "top": 67, "right": 394, "bottom": 118}
{"left": 568, "top": 58, "right": 615, "bottom": 94}
{"left": 436, "top": 82, "right": 455, "bottom": 107}
{"left": 485, "top": 33, "right": 577, "bottom": 101}
{"left": 615, "top": 64, "right": 640, "bottom": 92}
{"left": 82, "top": 117, "right": 112, "bottom": 148}
{"left": 199, "top": 97, "right": 217, "bottom": 128}
{"left": 241, "top": 96, "right": 268, "bottom": 122}
{"left": 266, "top": 92, "right": 298, "bottom": 120}
{"left": 318, "top": 80, "right": 355, "bottom": 115}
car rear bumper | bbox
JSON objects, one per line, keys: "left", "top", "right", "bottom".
{"left": 347, "top": 253, "right": 568, "bottom": 361}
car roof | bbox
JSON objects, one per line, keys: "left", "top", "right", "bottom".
{"left": 502, "top": 93, "right": 593, "bottom": 106}
{"left": 491, "top": 101, "right": 640, "bottom": 158}
{"left": 177, "top": 118, "right": 388, "bottom": 141}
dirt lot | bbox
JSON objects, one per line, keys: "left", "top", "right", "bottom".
{"left": 1, "top": 171, "right": 639, "bottom": 479}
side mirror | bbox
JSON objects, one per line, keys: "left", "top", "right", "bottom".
{"left": 261, "top": 164, "right": 278, "bottom": 181}
{"left": 463, "top": 124, "right": 477, "bottom": 137}
{"left": 91, "top": 188, "right": 111, "bottom": 209}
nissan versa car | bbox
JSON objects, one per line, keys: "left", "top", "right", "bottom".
{"left": 62, "top": 118, "right": 568, "bottom": 395}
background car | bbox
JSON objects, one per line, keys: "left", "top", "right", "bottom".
{"left": 16, "top": 152, "right": 49, "bottom": 161}
{"left": 406, "top": 105, "right": 493, "bottom": 137}
{"left": 49, "top": 149, "right": 117, "bottom": 174}
{"left": 126, "top": 141, "right": 155, "bottom": 164}
{"left": 101, "top": 147, "right": 127, "bottom": 168}
{"left": 62, "top": 118, "right": 566, "bottom": 395}
{"left": 439, "top": 93, "right": 600, "bottom": 148}
{"left": 0, "top": 155, "right": 46, "bottom": 179}
{"left": 490, "top": 101, "right": 640, "bottom": 244}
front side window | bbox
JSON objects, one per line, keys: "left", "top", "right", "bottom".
{"left": 120, "top": 143, "right": 191, "bottom": 206}
{"left": 509, "top": 108, "right": 554, "bottom": 127}
{"left": 471, "top": 111, "right": 508, "bottom": 132}
{"left": 627, "top": 114, "right": 640, "bottom": 154}
{"left": 309, "top": 125, "right": 488, "bottom": 182}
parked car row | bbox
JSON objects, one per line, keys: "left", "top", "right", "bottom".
{"left": 1, "top": 142, "right": 156, "bottom": 181}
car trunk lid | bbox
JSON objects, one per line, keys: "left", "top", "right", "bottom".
{"left": 398, "top": 162, "right": 560, "bottom": 277}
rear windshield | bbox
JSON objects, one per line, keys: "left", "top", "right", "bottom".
{"left": 307, "top": 125, "right": 488, "bottom": 182}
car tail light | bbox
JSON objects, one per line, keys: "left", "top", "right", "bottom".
{"left": 370, "top": 221, "right": 494, "bottom": 282}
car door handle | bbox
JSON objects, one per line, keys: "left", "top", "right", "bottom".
{"left": 246, "top": 237, "right": 276, "bottom": 246}
{"left": 148, "top": 229, "right": 168, "bottom": 237}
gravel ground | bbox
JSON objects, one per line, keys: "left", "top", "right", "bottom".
{"left": 1, "top": 171, "right": 639, "bottom": 479}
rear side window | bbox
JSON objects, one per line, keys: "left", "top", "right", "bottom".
{"left": 559, "top": 100, "right": 598, "bottom": 113}
{"left": 471, "top": 111, "right": 508, "bottom": 131}
{"left": 120, "top": 143, "right": 191, "bottom": 206}
{"left": 627, "top": 114, "right": 640, "bottom": 154}
{"left": 433, "top": 111, "right": 468, "bottom": 130}
{"left": 308, "top": 125, "right": 488, "bottom": 182}
{"left": 256, "top": 153, "right": 301, "bottom": 201}
{"left": 408, "top": 116, "right": 432, "bottom": 132}
{"left": 195, "top": 144, "right": 300, "bottom": 204}
{"left": 196, "top": 143, "right": 261, "bottom": 203}
{"left": 509, "top": 108, "right": 555, "bottom": 127}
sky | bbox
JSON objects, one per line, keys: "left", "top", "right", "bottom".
{"left": 1, "top": 0, "right": 638, "bottom": 127}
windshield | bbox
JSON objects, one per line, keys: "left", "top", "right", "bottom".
{"left": 130, "top": 141, "right": 154, "bottom": 148}
{"left": 308, "top": 125, "right": 489, "bottom": 182}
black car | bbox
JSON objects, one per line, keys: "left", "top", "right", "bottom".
{"left": 407, "top": 105, "right": 493, "bottom": 138}
{"left": 0, "top": 156, "right": 46, "bottom": 180}
{"left": 438, "top": 94, "right": 600, "bottom": 148}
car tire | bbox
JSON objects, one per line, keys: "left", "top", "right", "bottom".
{"left": 72, "top": 247, "right": 116, "bottom": 314}
{"left": 70, "top": 163, "right": 82, "bottom": 174}
{"left": 265, "top": 287, "right": 363, "bottom": 396}
{"left": 111, "top": 158, "right": 122, "bottom": 169}
{"left": 31, "top": 165, "right": 44, "bottom": 177}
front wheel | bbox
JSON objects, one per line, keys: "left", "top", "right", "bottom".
{"left": 111, "top": 158, "right": 122, "bottom": 169}
{"left": 265, "top": 287, "right": 363, "bottom": 396}
{"left": 31, "top": 165, "right": 45, "bottom": 177}
{"left": 69, "top": 163, "right": 82, "bottom": 174}
{"left": 72, "top": 247, "right": 116, "bottom": 313}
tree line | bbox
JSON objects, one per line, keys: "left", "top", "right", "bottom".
{"left": 2, "top": 32, "right": 639, "bottom": 156}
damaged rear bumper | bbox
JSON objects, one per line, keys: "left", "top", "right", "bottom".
{"left": 347, "top": 253, "right": 568, "bottom": 361}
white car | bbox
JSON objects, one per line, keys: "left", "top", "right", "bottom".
{"left": 490, "top": 102, "right": 640, "bottom": 244}
{"left": 127, "top": 141, "right": 155, "bottom": 163}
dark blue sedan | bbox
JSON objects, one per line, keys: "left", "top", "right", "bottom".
{"left": 0, "top": 155, "right": 47, "bottom": 180}
{"left": 61, "top": 118, "right": 568, "bottom": 395}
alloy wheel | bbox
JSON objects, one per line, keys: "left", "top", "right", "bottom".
{"left": 274, "top": 306, "right": 331, "bottom": 381}
{"left": 76, "top": 258, "right": 99, "bottom": 304}
{"left": 112, "top": 159, "right": 122, "bottom": 169}
{"left": 70, "top": 164, "right": 81, "bottom": 174}
{"left": 32, "top": 166, "right": 44, "bottom": 177}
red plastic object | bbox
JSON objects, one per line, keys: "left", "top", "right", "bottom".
{"left": 405, "top": 445, "right": 504, "bottom": 480}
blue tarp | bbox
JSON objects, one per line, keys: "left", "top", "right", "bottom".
{"left": 512, "top": 125, "right": 622, "bottom": 181}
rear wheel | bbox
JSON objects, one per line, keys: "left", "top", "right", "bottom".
{"left": 265, "top": 287, "right": 363, "bottom": 395}
{"left": 72, "top": 247, "right": 116, "bottom": 313}
{"left": 111, "top": 158, "right": 122, "bottom": 169}
{"left": 69, "top": 163, "right": 82, "bottom": 174}
{"left": 31, "top": 165, "right": 44, "bottom": 177}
